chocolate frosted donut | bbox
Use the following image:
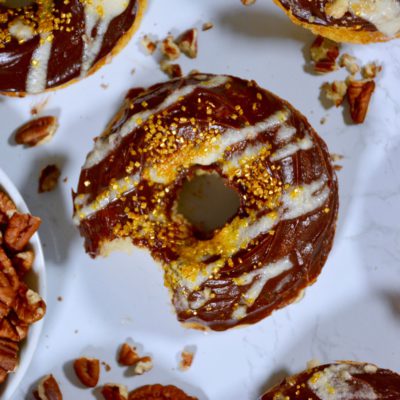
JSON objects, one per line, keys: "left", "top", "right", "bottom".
{"left": 129, "top": 384, "right": 197, "bottom": 400}
{"left": 261, "top": 362, "right": 400, "bottom": 399}
{"left": 0, "top": 0, "right": 146, "bottom": 95}
{"left": 73, "top": 73, "right": 338, "bottom": 331}
{"left": 273, "top": 0, "right": 400, "bottom": 43}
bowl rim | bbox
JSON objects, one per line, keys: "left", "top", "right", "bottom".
{"left": 0, "top": 168, "right": 47, "bottom": 400}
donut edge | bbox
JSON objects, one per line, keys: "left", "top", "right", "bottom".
{"left": 260, "top": 361, "right": 381, "bottom": 398}
{"left": 0, "top": 0, "right": 147, "bottom": 97}
{"left": 272, "top": 0, "right": 399, "bottom": 44}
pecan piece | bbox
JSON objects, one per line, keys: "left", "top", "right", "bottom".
{"left": 160, "top": 61, "right": 183, "bottom": 78}
{"left": 140, "top": 35, "right": 157, "bottom": 55}
{"left": 339, "top": 53, "right": 360, "bottom": 75}
{"left": 4, "top": 212, "right": 41, "bottom": 252}
{"left": 15, "top": 116, "right": 58, "bottom": 147}
{"left": 128, "top": 384, "right": 198, "bottom": 400}
{"left": 13, "top": 283, "right": 46, "bottom": 324}
{"left": 12, "top": 250, "right": 34, "bottom": 277}
{"left": 0, "top": 247, "right": 20, "bottom": 290}
{"left": 73, "top": 357, "right": 100, "bottom": 387}
{"left": 34, "top": 374, "right": 63, "bottom": 400}
{"left": 161, "top": 35, "right": 180, "bottom": 60}
{"left": 0, "top": 192, "right": 16, "bottom": 220}
{"left": 0, "top": 339, "right": 18, "bottom": 379}
{"left": 118, "top": 343, "right": 140, "bottom": 366}
{"left": 133, "top": 356, "right": 153, "bottom": 375}
{"left": 38, "top": 165, "right": 61, "bottom": 193}
{"left": 347, "top": 79, "right": 376, "bottom": 124}
{"left": 177, "top": 28, "right": 198, "bottom": 59}
{"left": 241, "top": 0, "right": 256, "bottom": 5}
{"left": 102, "top": 384, "right": 128, "bottom": 400}
{"left": 362, "top": 62, "right": 382, "bottom": 79}
{"left": 310, "top": 35, "right": 340, "bottom": 74}
{"left": 322, "top": 80, "right": 348, "bottom": 107}
{"left": 179, "top": 351, "right": 194, "bottom": 371}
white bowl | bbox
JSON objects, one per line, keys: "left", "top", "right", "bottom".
{"left": 0, "top": 168, "right": 46, "bottom": 400}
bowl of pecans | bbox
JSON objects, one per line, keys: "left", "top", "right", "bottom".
{"left": 0, "top": 168, "right": 46, "bottom": 400}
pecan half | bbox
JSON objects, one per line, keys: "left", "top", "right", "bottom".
{"left": 4, "top": 213, "right": 41, "bottom": 252}
{"left": 15, "top": 116, "right": 58, "bottom": 147}
{"left": 128, "top": 384, "right": 198, "bottom": 400}
{"left": 38, "top": 165, "right": 61, "bottom": 193}
{"left": 347, "top": 79, "right": 376, "bottom": 124}
{"left": 73, "top": 357, "right": 100, "bottom": 387}
{"left": 310, "top": 36, "right": 340, "bottom": 74}
{"left": 177, "top": 28, "right": 198, "bottom": 59}
{"left": 34, "top": 374, "right": 63, "bottom": 400}
{"left": 102, "top": 384, "right": 128, "bottom": 400}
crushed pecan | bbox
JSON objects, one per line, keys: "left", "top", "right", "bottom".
{"left": 339, "top": 53, "right": 360, "bottom": 75}
{"left": 12, "top": 250, "right": 34, "bottom": 277}
{"left": 160, "top": 61, "right": 183, "bottom": 79}
{"left": 241, "top": 0, "right": 256, "bottom": 5}
{"left": 38, "top": 165, "right": 61, "bottom": 193}
{"left": 310, "top": 36, "right": 340, "bottom": 74}
{"left": 362, "top": 63, "right": 382, "bottom": 79}
{"left": 179, "top": 351, "right": 194, "bottom": 371}
{"left": 347, "top": 79, "right": 375, "bottom": 124}
{"left": 118, "top": 343, "right": 140, "bottom": 366}
{"left": 128, "top": 384, "right": 198, "bottom": 400}
{"left": 322, "top": 80, "right": 348, "bottom": 107}
{"left": 161, "top": 35, "right": 180, "bottom": 60}
{"left": 34, "top": 374, "right": 63, "bottom": 400}
{"left": 73, "top": 357, "right": 100, "bottom": 387}
{"left": 102, "top": 384, "right": 128, "bottom": 400}
{"left": 14, "top": 116, "right": 58, "bottom": 147}
{"left": 4, "top": 213, "right": 41, "bottom": 252}
{"left": 140, "top": 35, "right": 157, "bottom": 55}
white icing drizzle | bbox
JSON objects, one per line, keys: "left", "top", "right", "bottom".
{"left": 349, "top": 0, "right": 400, "bottom": 37}
{"left": 276, "top": 124, "right": 297, "bottom": 142}
{"left": 231, "top": 257, "right": 293, "bottom": 320}
{"left": 26, "top": 33, "right": 53, "bottom": 94}
{"left": 282, "top": 178, "right": 330, "bottom": 220}
{"left": 81, "top": 0, "right": 129, "bottom": 76}
{"left": 308, "top": 364, "right": 378, "bottom": 400}
{"left": 84, "top": 75, "right": 230, "bottom": 169}
{"left": 270, "top": 133, "right": 313, "bottom": 162}
{"left": 73, "top": 172, "right": 140, "bottom": 224}
{"left": 76, "top": 108, "right": 289, "bottom": 220}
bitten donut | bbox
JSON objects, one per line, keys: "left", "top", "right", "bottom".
{"left": 273, "top": 0, "right": 400, "bottom": 43}
{"left": 73, "top": 73, "right": 338, "bottom": 331}
{"left": 0, "top": 0, "right": 146, "bottom": 95}
{"left": 261, "top": 361, "right": 400, "bottom": 399}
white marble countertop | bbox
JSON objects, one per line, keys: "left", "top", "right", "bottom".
{"left": 0, "top": 1, "right": 400, "bottom": 399}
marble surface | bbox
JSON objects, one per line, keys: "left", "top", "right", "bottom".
{"left": 0, "top": 1, "right": 400, "bottom": 399}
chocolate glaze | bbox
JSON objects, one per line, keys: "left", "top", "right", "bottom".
{"left": 74, "top": 74, "right": 339, "bottom": 331}
{"left": 278, "top": 0, "right": 377, "bottom": 31}
{"left": 261, "top": 362, "right": 400, "bottom": 399}
{"left": 0, "top": 0, "right": 139, "bottom": 94}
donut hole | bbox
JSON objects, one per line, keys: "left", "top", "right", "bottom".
{"left": 3, "top": 0, "right": 34, "bottom": 7}
{"left": 177, "top": 172, "right": 241, "bottom": 239}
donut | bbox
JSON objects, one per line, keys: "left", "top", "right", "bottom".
{"left": 260, "top": 361, "right": 400, "bottom": 399}
{"left": 73, "top": 73, "right": 338, "bottom": 331}
{"left": 128, "top": 384, "right": 197, "bottom": 400}
{"left": 0, "top": 0, "right": 146, "bottom": 95}
{"left": 272, "top": 0, "right": 400, "bottom": 43}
